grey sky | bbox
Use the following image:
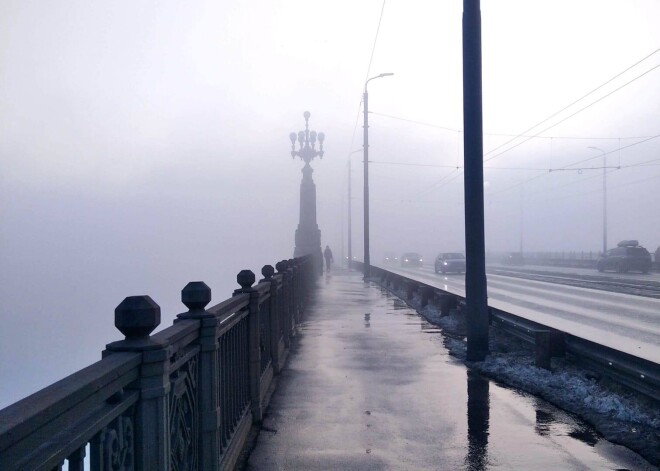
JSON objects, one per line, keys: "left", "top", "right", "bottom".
{"left": 1, "top": 0, "right": 659, "bottom": 406}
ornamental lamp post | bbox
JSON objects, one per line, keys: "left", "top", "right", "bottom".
{"left": 289, "top": 111, "right": 326, "bottom": 275}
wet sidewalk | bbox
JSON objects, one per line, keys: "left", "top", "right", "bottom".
{"left": 246, "top": 272, "right": 649, "bottom": 470}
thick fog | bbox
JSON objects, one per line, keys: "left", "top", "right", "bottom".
{"left": 1, "top": 0, "right": 659, "bottom": 407}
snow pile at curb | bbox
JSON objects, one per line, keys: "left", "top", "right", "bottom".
{"left": 379, "top": 281, "right": 660, "bottom": 466}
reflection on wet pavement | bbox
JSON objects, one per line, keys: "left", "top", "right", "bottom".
{"left": 247, "top": 273, "right": 653, "bottom": 470}
{"left": 466, "top": 370, "right": 490, "bottom": 470}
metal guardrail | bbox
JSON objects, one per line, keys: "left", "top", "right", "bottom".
{"left": 565, "top": 336, "right": 660, "bottom": 401}
{"left": 360, "top": 262, "right": 660, "bottom": 402}
{"left": 490, "top": 250, "right": 660, "bottom": 272}
{"left": 0, "top": 255, "right": 316, "bottom": 471}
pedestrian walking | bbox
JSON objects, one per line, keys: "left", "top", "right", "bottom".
{"left": 323, "top": 245, "right": 334, "bottom": 272}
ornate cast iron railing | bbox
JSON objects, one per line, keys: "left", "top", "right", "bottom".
{"left": 0, "top": 255, "right": 315, "bottom": 471}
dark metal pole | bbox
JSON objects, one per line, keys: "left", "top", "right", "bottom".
{"left": 520, "top": 184, "right": 524, "bottom": 254}
{"left": 348, "top": 157, "right": 352, "bottom": 269}
{"left": 603, "top": 152, "right": 607, "bottom": 254}
{"left": 462, "top": 0, "right": 489, "bottom": 361}
{"left": 363, "top": 89, "right": 370, "bottom": 279}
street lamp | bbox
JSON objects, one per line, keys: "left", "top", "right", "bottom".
{"left": 289, "top": 111, "right": 326, "bottom": 275}
{"left": 347, "top": 148, "right": 361, "bottom": 270}
{"left": 588, "top": 146, "right": 607, "bottom": 254}
{"left": 363, "top": 72, "right": 394, "bottom": 278}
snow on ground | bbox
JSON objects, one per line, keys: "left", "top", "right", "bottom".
{"left": 376, "top": 280, "right": 660, "bottom": 467}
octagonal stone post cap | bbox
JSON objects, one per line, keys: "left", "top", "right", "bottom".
{"left": 115, "top": 295, "right": 161, "bottom": 339}
{"left": 182, "top": 281, "right": 211, "bottom": 311}
{"left": 275, "top": 261, "right": 287, "bottom": 273}
{"left": 237, "top": 270, "right": 255, "bottom": 289}
{"left": 261, "top": 265, "right": 275, "bottom": 280}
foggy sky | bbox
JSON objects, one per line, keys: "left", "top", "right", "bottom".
{"left": 1, "top": 0, "right": 659, "bottom": 406}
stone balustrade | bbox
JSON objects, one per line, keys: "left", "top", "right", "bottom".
{"left": 0, "top": 255, "right": 316, "bottom": 471}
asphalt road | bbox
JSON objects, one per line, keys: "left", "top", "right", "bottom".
{"left": 489, "top": 263, "right": 660, "bottom": 284}
{"left": 379, "top": 264, "right": 660, "bottom": 364}
{"left": 488, "top": 264, "right": 660, "bottom": 298}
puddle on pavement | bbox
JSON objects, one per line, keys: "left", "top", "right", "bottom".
{"left": 461, "top": 370, "right": 650, "bottom": 470}
{"left": 379, "top": 284, "right": 653, "bottom": 470}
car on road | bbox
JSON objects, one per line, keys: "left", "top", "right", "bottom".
{"left": 597, "top": 240, "right": 652, "bottom": 274}
{"left": 434, "top": 253, "right": 466, "bottom": 274}
{"left": 400, "top": 252, "right": 423, "bottom": 268}
{"left": 383, "top": 253, "right": 398, "bottom": 264}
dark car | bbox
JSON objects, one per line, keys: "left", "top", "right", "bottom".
{"left": 597, "top": 240, "right": 652, "bottom": 274}
{"left": 401, "top": 252, "right": 423, "bottom": 267}
{"left": 434, "top": 253, "right": 466, "bottom": 274}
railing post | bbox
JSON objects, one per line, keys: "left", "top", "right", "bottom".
{"left": 261, "top": 265, "right": 282, "bottom": 374}
{"left": 421, "top": 286, "right": 432, "bottom": 307}
{"left": 406, "top": 281, "right": 416, "bottom": 301}
{"left": 234, "top": 270, "right": 263, "bottom": 423}
{"left": 176, "top": 281, "right": 220, "bottom": 470}
{"left": 105, "top": 295, "right": 169, "bottom": 471}
{"left": 289, "top": 258, "right": 300, "bottom": 322}
{"left": 535, "top": 331, "right": 552, "bottom": 370}
{"left": 277, "top": 260, "right": 292, "bottom": 347}
{"left": 287, "top": 259, "right": 298, "bottom": 325}
{"left": 439, "top": 294, "right": 456, "bottom": 317}
{"left": 296, "top": 257, "right": 305, "bottom": 317}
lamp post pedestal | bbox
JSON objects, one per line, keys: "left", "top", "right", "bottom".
{"left": 294, "top": 163, "right": 323, "bottom": 274}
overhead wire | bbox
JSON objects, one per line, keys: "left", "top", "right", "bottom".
{"left": 485, "top": 62, "right": 660, "bottom": 163}
{"left": 483, "top": 47, "right": 660, "bottom": 157}
{"left": 369, "top": 111, "right": 653, "bottom": 141}
{"left": 370, "top": 160, "right": 459, "bottom": 169}
{"left": 346, "top": 0, "right": 387, "bottom": 160}
{"left": 564, "top": 134, "right": 660, "bottom": 167}
{"left": 483, "top": 133, "right": 660, "bottom": 198}
{"left": 546, "top": 170, "right": 660, "bottom": 203}
{"left": 363, "top": 45, "right": 659, "bottom": 205}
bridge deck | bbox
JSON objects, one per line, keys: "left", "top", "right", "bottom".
{"left": 246, "top": 271, "right": 645, "bottom": 470}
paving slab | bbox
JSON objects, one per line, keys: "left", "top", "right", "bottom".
{"left": 246, "top": 271, "right": 652, "bottom": 470}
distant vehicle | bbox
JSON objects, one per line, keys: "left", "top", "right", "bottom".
{"left": 434, "top": 253, "right": 466, "bottom": 274}
{"left": 383, "top": 253, "right": 398, "bottom": 264}
{"left": 502, "top": 252, "right": 525, "bottom": 265}
{"left": 400, "top": 252, "right": 423, "bottom": 268}
{"left": 597, "top": 240, "right": 652, "bottom": 274}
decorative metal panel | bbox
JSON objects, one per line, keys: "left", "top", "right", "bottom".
{"left": 169, "top": 348, "right": 199, "bottom": 471}
{"left": 92, "top": 410, "right": 135, "bottom": 471}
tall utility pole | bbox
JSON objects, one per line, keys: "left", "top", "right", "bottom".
{"left": 347, "top": 148, "right": 361, "bottom": 270}
{"left": 363, "top": 73, "right": 393, "bottom": 279}
{"left": 588, "top": 146, "right": 607, "bottom": 253}
{"left": 363, "top": 87, "right": 370, "bottom": 278}
{"left": 348, "top": 157, "right": 352, "bottom": 268}
{"left": 462, "top": 0, "right": 489, "bottom": 361}
{"left": 519, "top": 184, "right": 524, "bottom": 254}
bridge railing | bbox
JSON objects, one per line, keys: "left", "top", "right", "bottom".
{"left": 0, "top": 255, "right": 315, "bottom": 471}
